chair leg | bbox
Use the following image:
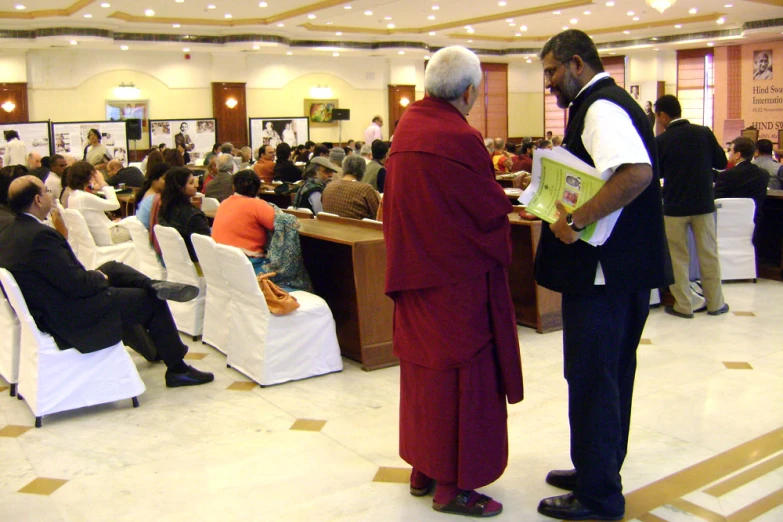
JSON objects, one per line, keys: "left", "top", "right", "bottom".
{"left": 132, "top": 396, "right": 140, "bottom": 408}
{"left": 35, "top": 417, "right": 42, "bottom": 428}
{"left": 9, "top": 383, "right": 16, "bottom": 397}
{"left": 17, "top": 392, "right": 23, "bottom": 401}
{"left": 227, "top": 364, "right": 231, "bottom": 368}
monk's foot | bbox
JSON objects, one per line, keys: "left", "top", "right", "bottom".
{"left": 410, "top": 469, "right": 435, "bottom": 497}
{"left": 432, "top": 490, "right": 502, "bottom": 518}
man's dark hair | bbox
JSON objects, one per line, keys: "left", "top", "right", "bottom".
{"left": 304, "top": 141, "right": 315, "bottom": 149}
{"left": 539, "top": 140, "right": 552, "bottom": 149}
{"left": 211, "top": 143, "right": 220, "bottom": 153}
{"left": 520, "top": 141, "right": 534, "bottom": 156}
{"left": 313, "top": 144, "right": 330, "bottom": 157}
{"left": 539, "top": 29, "right": 604, "bottom": 73}
{"left": 276, "top": 142, "right": 292, "bottom": 161}
{"left": 3, "top": 130, "right": 19, "bottom": 141}
{"left": 40, "top": 156, "right": 51, "bottom": 169}
{"left": 67, "top": 161, "right": 94, "bottom": 190}
{"left": 371, "top": 139, "right": 389, "bottom": 161}
{"left": 0, "top": 166, "right": 18, "bottom": 205}
{"left": 506, "top": 142, "right": 516, "bottom": 153}
{"left": 731, "top": 137, "right": 755, "bottom": 160}
{"left": 220, "top": 142, "right": 233, "bottom": 153}
{"left": 8, "top": 179, "right": 42, "bottom": 214}
{"left": 756, "top": 139, "right": 774, "bottom": 156}
{"left": 654, "top": 95, "right": 682, "bottom": 118}
{"left": 50, "top": 154, "right": 65, "bottom": 164}
{"left": 322, "top": 142, "right": 334, "bottom": 149}
{"left": 158, "top": 143, "right": 166, "bottom": 150}
{"left": 233, "top": 169, "right": 261, "bottom": 197}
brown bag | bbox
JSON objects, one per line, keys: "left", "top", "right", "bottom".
{"left": 50, "top": 208, "right": 68, "bottom": 239}
{"left": 256, "top": 272, "right": 299, "bottom": 315}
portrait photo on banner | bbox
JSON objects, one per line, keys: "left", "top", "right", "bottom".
{"left": 753, "top": 50, "right": 773, "bottom": 81}
{"left": 249, "top": 117, "right": 309, "bottom": 154}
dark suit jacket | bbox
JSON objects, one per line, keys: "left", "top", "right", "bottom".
{"left": 106, "top": 166, "right": 145, "bottom": 187}
{"left": 0, "top": 215, "right": 122, "bottom": 352}
{"left": 714, "top": 160, "right": 770, "bottom": 225}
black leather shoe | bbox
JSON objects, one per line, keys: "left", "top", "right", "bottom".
{"left": 664, "top": 305, "right": 693, "bottom": 319}
{"left": 150, "top": 281, "right": 200, "bottom": 302}
{"left": 537, "top": 493, "right": 623, "bottom": 521}
{"left": 708, "top": 303, "right": 730, "bottom": 316}
{"left": 165, "top": 365, "right": 214, "bottom": 388}
{"left": 545, "top": 469, "right": 577, "bottom": 491}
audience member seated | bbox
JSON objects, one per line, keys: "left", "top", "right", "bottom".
{"left": 551, "top": 136, "right": 562, "bottom": 147}
{"left": 322, "top": 155, "right": 380, "bottom": 220}
{"left": 202, "top": 143, "right": 218, "bottom": 167}
{"left": 538, "top": 139, "right": 553, "bottom": 150}
{"left": 139, "top": 147, "right": 158, "bottom": 173}
{"left": 82, "top": 128, "right": 112, "bottom": 173}
{"left": 312, "top": 144, "right": 330, "bottom": 160}
{"left": 511, "top": 141, "right": 534, "bottom": 172}
{"left": 753, "top": 139, "right": 783, "bottom": 189}
{"left": 0, "top": 175, "right": 214, "bottom": 387}
{"left": 164, "top": 148, "right": 185, "bottom": 168}
{"left": 293, "top": 144, "right": 307, "bottom": 163}
{"left": 28, "top": 152, "right": 48, "bottom": 180}
{"left": 157, "top": 167, "right": 211, "bottom": 263}
{"left": 105, "top": 159, "right": 144, "bottom": 187}
{"left": 135, "top": 162, "right": 171, "bottom": 230}
{"left": 273, "top": 143, "right": 303, "bottom": 183}
{"left": 492, "top": 138, "right": 513, "bottom": 173}
{"left": 715, "top": 137, "right": 770, "bottom": 235}
{"left": 363, "top": 140, "right": 388, "bottom": 192}
{"left": 211, "top": 170, "right": 276, "bottom": 274}
{"left": 329, "top": 147, "right": 346, "bottom": 170}
{"left": 44, "top": 154, "right": 67, "bottom": 197}
{"left": 253, "top": 145, "right": 276, "bottom": 184}
{"left": 484, "top": 138, "right": 494, "bottom": 155}
{"left": 293, "top": 157, "right": 337, "bottom": 214}
{"left": 0, "top": 165, "right": 28, "bottom": 232}
{"left": 359, "top": 143, "right": 372, "bottom": 164}
{"left": 65, "top": 161, "right": 131, "bottom": 245}
{"left": 205, "top": 154, "right": 235, "bottom": 202}
{"left": 238, "top": 147, "right": 253, "bottom": 170}
{"left": 201, "top": 155, "right": 218, "bottom": 192}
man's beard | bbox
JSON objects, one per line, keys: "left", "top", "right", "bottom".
{"left": 553, "top": 70, "right": 583, "bottom": 109}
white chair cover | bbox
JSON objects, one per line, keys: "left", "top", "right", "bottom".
{"left": 153, "top": 225, "right": 206, "bottom": 338}
{"left": 214, "top": 244, "right": 343, "bottom": 386}
{"left": 294, "top": 207, "right": 314, "bottom": 215}
{"left": 0, "top": 268, "right": 145, "bottom": 427}
{"left": 122, "top": 216, "right": 166, "bottom": 280}
{"left": 316, "top": 212, "right": 339, "bottom": 218}
{"left": 61, "top": 208, "right": 137, "bottom": 270}
{"left": 190, "top": 235, "right": 232, "bottom": 354}
{"left": 715, "top": 198, "right": 757, "bottom": 281}
{"left": 0, "top": 281, "right": 21, "bottom": 396}
{"left": 201, "top": 197, "right": 220, "bottom": 212}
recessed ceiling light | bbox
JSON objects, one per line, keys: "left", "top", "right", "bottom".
{"left": 724, "top": 3, "right": 733, "bottom": 7}
{"left": 428, "top": 14, "right": 435, "bottom": 20}
{"left": 505, "top": 18, "right": 513, "bottom": 22}
{"left": 259, "top": 1, "right": 268, "bottom": 6}
{"left": 224, "top": 13, "right": 232, "bottom": 18}
{"left": 653, "top": 48, "right": 659, "bottom": 51}
{"left": 609, "top": 52, "right": 616, "bottom": 55}
{"left": 584, "top": 10, "right": 591, "bottom": 15}
{"left": 253, "top": 44, "right": 260, "bottom": 50}
{"left": 605, "top": 1, "right": 614, "bottom": 5}
{"left": 553, "top": 10, "right": 561, "bottom": 15}
{"left": 333, "top": 52, "right": 339, "bottom": 57}
{"left": 398, "top": 50, "right": 405, "bottom": 55}
{"left": 707, "top": 42, "right": 714, "bottom": 46}
{"left": 627, "top": 10, "right": 634, "bottom": 16}
{"left": 175, "top": 0, "right": 184, "bottom": 3}
{"left": 207, "top": 4, "right": 215, "bottom": 9}
{"left": 716, "top": 17, "right": 725, "bottom": 24}
{"left": 429, "top": 31, "right": 436, "bottom": 36}
{"left": 14, "top": 4, "right": 25, "bottom": 9}
{"left": 183, "top": 47, "right": 190, "bottom": 52}
{"left": 286, "top": 51, "right": 293, "bottom": 55}
{"left": 84, "top": 13, "right": 92, "bottom": 18}
{"left": 173, "top": 23, "right": 181, "bottom": 27}
{"left": 335, "top": 31, "right": 342, "bottom": 35}
{"left": 509, "top": 22, "right": 515, "bottom": 26}
{"left": 343, "top": 4, "right": 351, "bottom": 9}
{"left": 570, "top": 18, "right": 578, "bottom": 24}
{"left": 120, "top": 45, "right": 129, "bottom": 50}
{"left": 498, "top": 0, "right": 506, "bottom": 5}
{"left": 562, "top": 25, "right": 569, "bottom": 30}
{"left": 633, "top": 16, "right": 639, "bottom": 21}
{"left": 674, "top": 24, "right": 682, "bottom": 28}
{"left": 384, "top": 16, "right": 392, "bottom": 20}
{"left": 623, "top": 30, "right": 630, "bottom": 34}
{"left": 308, "top": 13, "right": 316, "bottom": 19}
{"left": 689, "top": 7, "right": 698, "bottom": 14}
{"left": 144, "top": 8, "right": 154, "bottom": 16}
{"left": 431, "top": 5, "right": 439, "bottom": 10}
{"left": 364, "top": 10, "right": 372, "bottom": 15}
{"left": 651, "top": 37, "right": 658, "bottom": 40}
{"left": 387, "top": 23, "right": 395, "bottom": 28}
{"left": 466, "top": 27, "right": 474, "bottom": 33}
{"left": 70, "top": 40, "right": 78, "bottom": 45}
{"left": 100, "top": 2, "right": 110, "bottom": 7}
{"left": 519, "top": 25, "right": 527, "bottom": 31}
{"left": 515, "top": 32, "right": 522, "bottom": 36}
{"left": 526, "top": 59, "right": 532, "bottom": 63}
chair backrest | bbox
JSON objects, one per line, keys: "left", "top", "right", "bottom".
{"left": 716, "top": 198, "right": 755, "bottom": 241}
{"left": 201, "top": 197, "right": 220, "bottom": 212}
{"left": 213, "top": 243, "right": 269, "bottom": 312}
{"left": 122, "top": 216, "right": 164, "bottom": 275}
{"left": 190, "top": 234, "right": 224, "bottom": 288}
{"left": 61, "top": 208, "right": 97, "bottom": 269}
{"left": 0, "top": 268, "right": 42, "bottom": 342}
{"left": 153, "top": 225, "right": 201, "bottom": 286}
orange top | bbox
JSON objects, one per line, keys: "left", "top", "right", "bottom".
{"left": 211, "top": 194, "right": 275, "bottom": 254}
{"left": 253, "top": 159, "right": 276, "bottom": 183}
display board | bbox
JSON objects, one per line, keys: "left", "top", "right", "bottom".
{"left": 149, "top": 118, "right": 216, "bottom": 166}
{"left": 249, "top": 117, "right": 309, "bottom": 156}
{"left": 0, "top": 121, "right": 52, "bottom": 159}
{"left": 51, "top": 121, "right": 130, "bottom": 164}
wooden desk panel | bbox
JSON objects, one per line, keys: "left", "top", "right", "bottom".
{"left": 298, "top": 219, "right": 395, "bottom": 370}
{"left": 507, "top": 214, "right": 562, "bottom": 333}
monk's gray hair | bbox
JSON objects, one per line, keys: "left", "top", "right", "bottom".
{"left": 424, "top": 46, "right": 482, "bottom": 102}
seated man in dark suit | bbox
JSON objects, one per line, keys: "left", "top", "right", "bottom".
{"left": 714, "top": 137, "right": 770, "bottom": 232}
{"left": 105, "top": 159, "right": 145, "bottom": 188}
{"left": 0, "top": 176, "right": 214, "bottom": 388}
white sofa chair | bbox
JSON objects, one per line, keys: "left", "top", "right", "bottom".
{"left": 190, "top": 235, "right": 232, "bottom": 354}
{"left": 0, "top": 268, "right": 145, "bottom": 428}
{"left": 123, "top": 216, "right": 166, "bottom": 280}
{"left": 153, "top": 225, "right": 206, "bottom": 339}
{"left": 213, "top": 243, "right": 343, "bottom": 386}
{"left": 0, "top": 281, "right": 21, "bottom": 397}
{"left": 61, "top": 208, "right": 137, "bottom": 270}
{"left": 201, "top": 197, "right": 220, "bottom": 213}
{"left": 715, "top": 198, "right": 757, "bottom": 282}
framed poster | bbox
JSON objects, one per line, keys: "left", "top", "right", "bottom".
{"left": 148, "top": 118, "right": 217, "bottom": 166}
{"left": 51, "top": 120, "right": 129, "bottom": 164}
{"left": 249, "top": 117, "right": 309, "bottom": 155}
{"left": 106, "top": 100, "right": 149, "bottom": 132}
{"left": 304, "top": 99, "right": 338, "bottom": 126}
{"left": 0, "top": 121, "right": 52, "bottom": 157}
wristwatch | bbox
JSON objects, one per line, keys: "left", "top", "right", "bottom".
{"left": 565, "top": 213, "right": 585, "bottom": 232}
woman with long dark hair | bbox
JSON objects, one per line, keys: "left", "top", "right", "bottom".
{"left": 135, "top": 162, "right": 171, "bottom": 229}
{"left": 144, "top": 149, "right": 165, "bottom": 176}
{"left": 156, "top": 167, "right": 210, "bottom": 263}
{"left": 164, "top": 148, "right": 185, "bottom": 167}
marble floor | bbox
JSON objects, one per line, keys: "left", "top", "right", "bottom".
{"left": 1, "top": 279, "right": 782, "bottom": 521}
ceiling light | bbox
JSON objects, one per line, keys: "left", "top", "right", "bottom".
{"left": 466, "top": 27, "right": 474, "bottom": 33}
{"left": 173, "top": 23, "right": 181, "bottom": 27}
{"left": 277, "top": 22, "right": 284, "bottom": 26}
{"left": 398, "top": 50, "right": 405, "bottom": 55}
{"left": 384, "top": 16, "right": 392, "bottom": 20}
{"left": 387, "top": 23, "right": 395, "bottom": 28}
{"left": 609, "top": 52, "right": 616, "bottom": 55}
{"left": 286, "top": 51, "right": 293, "bottom": 55}
{"left": 333, "top": 52, "right": 339, "bottom": 57}
{"left": 429, "top": 31, "right": 436, "bottom": 36}
{"left": 144, "top": 8, "right": 154, "bottom": 16}
{"left": 623, "top": 30, "right": 631, "bottom": 34}
{"left": 14, "top": 4, "right": 25, "bottom": 9}
{"left": 343, "top": 4, "right": 351, "bottom": 9}
{"left": 207, "top": 4, "right": 215, "bottom": 9}
{"left": 509, "top": 22, "right": 515, "bottom": 26}
{"left": 176, "top": 0, "right": 184, "bottom": 3}
{"left": 724, "top": 4, "right": 733, "bottom": 7}
{"left": 364, "top": 10, "right": 372, "bottom": 15}
{"left": 515, "top": 32, "right": 522, "bottom": 36}
{"left": 505, "top": 18, "right": 513, "bottom": 22}
{"left": 651, "top": 37, "right": 659, "bottom": 40}
{"left": 627, "top": 10, "right": 634, "bottom": 15}
{"left": 519, "top": 25, "right": 527, "bottom": 31}
{"left": 120, "top": 45, "right": 129, "bottom": 50}
{"left": 252, "top": 44, "right": 260, "bottom": 50}
{"left": 689, "top": 7, "right": 697, "bottom": 14}
{"left": 584, "top": 10, "right": 591, "bottom": 15}
{"left": 498, "top": 0, "right": 507, "bottom": 5}
{"left": 70, "top": 40, "right": 78, "bottom": 45}
{"left": 605, "top": 1, "right": 614, "bottom": 5}
{"left": 646, "top": 0, "right": 674, "bottom": 14}
{"left": 224, "top": 13, "right": 232, "bottom": 18}
{"left": 707, "top": 42, "right": 714, "bottom": 46}
{"left": 308, "top": 13, "right": 316, "bottom": 19}
{"left": 335, "top": 31, "right": 342, "bottom": 35}
{"left": 526, "top": 59, "right": 532, "bottom": 63}
{"left": 100, "top": 2, "right": 111, "bottom": 7}
{"left": 553, "top": 10, "right": 561, "bottom": 15}
{"left": 717, "top": 16, "right": 725, "bottom": 24}
{"left": 183, "top": 47, "right": 190, "bottom": 52}
{"left": 432, "top": 5, "right": 439, "bottom": 10}
{"left": 259, "top": 1, "right": 267, "bottom": 6}
{"left": 674, "top": 24, "right": 682, "bottom": 28}
{"left": 633, "top": 16, "right": 639, "bottom": 21}
{"left": 562, "top": 25, "right": 569, "bottom": 30}
{"left": 570, "top": 18, "right": 578, "bottom": 24}
{"left": 84, "top": 14, "right": 92, "bottom": 18}
{"left": 428, "top": 15, "right": 435, "bottom": 20}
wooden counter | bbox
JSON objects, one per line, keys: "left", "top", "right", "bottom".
{"left": 297, "top": 218, "right": 396, "bottom": 371}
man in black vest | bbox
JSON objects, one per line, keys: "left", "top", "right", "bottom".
{"left": 535, "top": 30, "right": 671, "bottom": 521}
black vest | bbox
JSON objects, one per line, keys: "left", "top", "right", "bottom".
{"left": 534, "top": 76, "right": 672, "bottom": 295}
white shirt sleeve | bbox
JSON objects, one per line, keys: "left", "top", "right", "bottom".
{"left": 79, "top": 186, "right": 120, "bottom": 212}
{"left": 582, "top": 100, "right": 650, "bottom": 177}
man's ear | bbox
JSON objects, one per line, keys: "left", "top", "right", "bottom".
{"left": 570, "top": 55, "right": 586, "bottom": 76}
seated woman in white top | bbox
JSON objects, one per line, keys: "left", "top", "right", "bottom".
{"left": 65, "top": 160, "right": 131, "bottom": 245}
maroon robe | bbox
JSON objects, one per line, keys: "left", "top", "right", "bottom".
{"left": 384, "top": 96, "right": 524, "bottom": 489}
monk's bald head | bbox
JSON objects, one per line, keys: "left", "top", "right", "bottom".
{"left": 8, "top": 175, "right": 48, "bottom": 216}
{"left": 107, "top": 159, "right": 123, "bottom": 175}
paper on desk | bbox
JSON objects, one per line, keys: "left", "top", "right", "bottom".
{"left": 519, "top": 147, "right": 622, "bottom": 246}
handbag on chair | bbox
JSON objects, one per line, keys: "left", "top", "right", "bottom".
{"left": 256, "top": 272, "right": 299, "bottom": 315}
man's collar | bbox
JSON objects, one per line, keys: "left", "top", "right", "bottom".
{"left": 22, "top": 212, "right": 46, "bottom": 224}
{"left": 667, "top": 118, "right": 688, "bottom": 128}
{"left": 573, "top": 72, "right": 611, "bottom": 103}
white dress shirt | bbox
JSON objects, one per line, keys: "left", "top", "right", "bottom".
{"left": 364, "top": 123, "right": 382, "bottom": 144}
{"left": 4, "top": 138, "right": 27, "bottom": 167}
{"left": 67, "top": 186, "right": 121, "bottom": 246}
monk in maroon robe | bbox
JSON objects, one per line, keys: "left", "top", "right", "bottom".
{"left": 384, "top": 46, "right": 524, "bottom": 518}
